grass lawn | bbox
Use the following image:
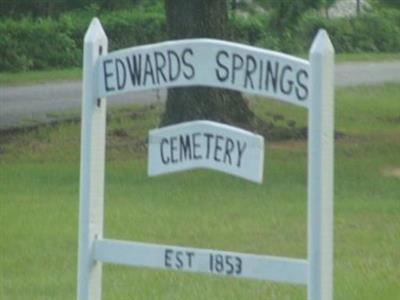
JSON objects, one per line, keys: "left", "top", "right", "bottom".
{"left": 0, "top": 84, "right": 399, "bottom": 299}
{"left": 335, "top": 52, "right": 400, "bottom": 63}
{"left": 0, "top": 68, "right": 82, "bottom": 86}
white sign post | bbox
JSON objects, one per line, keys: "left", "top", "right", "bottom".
{"left": 308, "top": 30, "right": 335, "bottom": 300}
{"left": 78, "top": 18, "right": 334, "bottom": 300}
{"left": 77, "top": 18, "right": 107, "bottom": 300}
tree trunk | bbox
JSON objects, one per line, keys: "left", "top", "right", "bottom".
{"left": 161, "top": 0, "right": 254, "bottom": 129}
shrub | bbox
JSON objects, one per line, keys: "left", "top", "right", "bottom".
{"left": 100, "top": 10, "right": 166, "bottom": 50}
{"left": 0, "top": 21, "right": 33, "bottom": 71}
{"left": 298, "top": 9, "right": 400, "bottom": 53}
{"left": 0, "top": 17, "right": 80, "bottom": 71}
{"left": 1, "top": 7, "right": 399, "bottom": 72}
{"left": 0, "top": 8, "right": 166, "bottom": 72}
{"left": 230, "top": 14, "right": 268, "bottom": 45}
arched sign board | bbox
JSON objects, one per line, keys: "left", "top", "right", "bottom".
{"left": 78, "top": 18, "right": 334, "bottom": 300}
{"left": 148, "top": 120, "right": 264, "bottom": 183}
{"left": 96, "top": 39, "right": 310, "bottom": 108}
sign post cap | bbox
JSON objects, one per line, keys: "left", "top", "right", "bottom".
{"left": 84, "top": 17, "right": 107, "bottom": 44}
{"left": 310, "top": 29, "right": 334, "bottom": 56}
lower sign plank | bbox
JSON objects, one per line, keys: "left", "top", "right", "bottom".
{"left": 148, "top": 120, "right": 265, "bottom": 183}
{"left": 94, "top": 239, "right": 307, "bottom": 285}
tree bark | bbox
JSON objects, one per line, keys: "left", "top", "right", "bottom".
{"left": 161, "top": 0, "right": 254, "bottom": 129}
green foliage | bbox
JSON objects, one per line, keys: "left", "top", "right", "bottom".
{"left": 239, "top": 1, "right": 400, "bottom": 55}
{"left": 0, "top": 17, "right": 80, "bottom": 71}
{"left": 0, "top": 0, "right": 150, "bottom": 18}
{"left": 266, "top": 0, "right": 324, "bottom": 30}
{"left": 100, "top": 10, "right": 166, "bottom": 50}
{"left": 230, "top": 14, "right": 269, "bottom": 45}
{"left": 0, "top": 7, "right": 166, "bottom": 72}
{"left": 374, "top": 0, "right": 400, "bottom": 9}
{"left": 1, "top": 4, "right": 400, "bottom": 72}
{"left": 298, "top": 8, "right": 400, "bottom": 53}
{"left": 230, "top": 6, "right": 400, "bottom": 55}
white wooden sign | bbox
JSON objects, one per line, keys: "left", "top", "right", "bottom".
{"left": 94, "top": 239, "right": 307, "bottom": 284}
{"left": 78, "top": 18, "right": 334, "bottom": 300}
{"left": 96, "top": 39, "right": 310, "bottom": 108}
{"left": 148, "top": 120, "right": 264, "bottom": 183}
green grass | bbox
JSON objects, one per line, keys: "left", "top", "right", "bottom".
{"left": 335, "top": 52, "right": 400, "bottom": 63}
{"left": 0, "top": 67, "right": 81, "bottom": 86}
{"left": 1, "top": 52, "right": 399, "bottom": 86}
{"left": 294, "top": 52, "right": 400, "bottom": 62}
{"left": 1, "top": 84, "right": 399, "bottom": 299}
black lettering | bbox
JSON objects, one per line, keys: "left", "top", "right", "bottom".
{"left": 182, "top": 48, "right": 195, "bottom": 80}
{"left": 126, "top": 54, "right": 142, "bottom": 86}
{"left": 225, "top": 256, "right": 234, "bottom": 275}
{"left": 179, "top": 134, "right": 192, "bottom": 161}
{"left": 235, "top": 257, "right": 242, "bottom": 275}
{"left": 295, "top": 69, "right": 309, "bottom": 101}
{"left": 214, "top": 135, "right": 223, "bottom": 162}
{"left": 232, "top": 53, "right": 244, "bottom": 84}
{"left": 186, "top": 252, "right": 195, "bottom": 268}
{"left": 103, "top": 59, "right": 115, "bottom": 92}
{"left": 115, "top": 58, "right": 127, "bottom": 90}
{"left": 265, "top": 61, "right": 279, "bottom": 93}
{"left": 168, "top": 50, "right": 181, "bottom": 81}
{"left": 223, "top": 138, "right": 234, "bottom": 165}
{"left": 210, "top": 254, "right": 241, "bottom": 275}
{"left": 175, "top": 251, "right": 183, "bottom": 269}
{"left": 143, "top": 53, "right": 155, "bottom": 85}
{"left": 165, "top": 249, "right": 173, "bottom": 268}
{"left": 203, "top": 133, "right": 214, "bottom": 159}
{"left": 192, "top": 133, "right": 202, "bottom": 160}
{"left": 280, "top": 65, "right": 294, "bottom": 95}
{"left": 160, "top": 138, "right": 169, "bottom": 164}
{"left": 258, "top": 59, "right": 264, "bottom": 90}
{"left": 154, "top": 51, "right": 167, "bottom": 84}
{"left": 237, "top": 141, "right": 247, "bottom": 167}
{"left": 170, "top": 136, "right": 178, "bottom": 164}
{"left": 244, "top": 55, "right": 257, "bottom": 89}
{"left": 215, "top": 50, "right": 229, "bottom": 82}
{"left": 215, "top": 254, "right": 223, "bottom": 272}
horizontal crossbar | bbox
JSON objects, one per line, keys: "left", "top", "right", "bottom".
{"left": 94, "top": 239, "right": 307, "bottom": 285}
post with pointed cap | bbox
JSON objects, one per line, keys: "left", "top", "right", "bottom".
{"left": 308, "top": 29, "right": 335, "bottom": 300}
{"left": 77, "top": 18, "right": 108, "bottom": 300}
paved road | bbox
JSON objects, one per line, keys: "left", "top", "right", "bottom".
{"left": 1, "top": 61, "right": 399, "bottom": 129}
{"left": 0, "top": 86, "right": 167, "bottom": 129}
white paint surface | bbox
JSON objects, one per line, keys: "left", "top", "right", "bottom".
{"left": 308, "top": 30, "right": 335, "bottom": 300}
{"left": 94, "top": 239, "right": 308, "bottom": 285}
{"left": 96, "top": 39, "right": 310, "bottom": 107}
{"left": 148, "top": 120, "right": 264, "bottom": 183}
{"left": 77, "top": 18, "right": 108, "bottom": 300}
